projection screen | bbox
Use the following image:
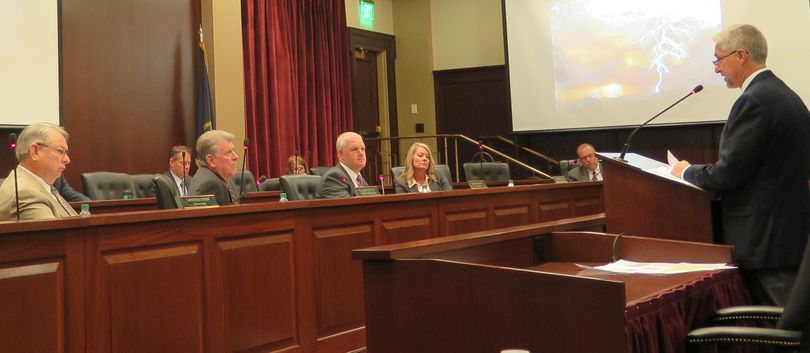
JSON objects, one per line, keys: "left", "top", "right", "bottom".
{"left": 504, "top": 0, "right": 810, "bottom": 132}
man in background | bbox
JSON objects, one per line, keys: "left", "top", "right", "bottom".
{"left": 317, "top": 132, "right": 368, "bottom": 198}
{"left": 188, "top": 130, "right": 239, "bottom": 205}
{"left": 566, "top": 143, "right": 602, "bottom": 182}
{"left": 0, "top": 122, "right": 78, "bottom": 220}
{"left": 161, "top": 145, "right": 193, "bottom": 197}
{"left": 671, "top": 24, "right": 810, "bottom": 305}
{"left": 53, "top": 175, "right": 90, "bottom": 202}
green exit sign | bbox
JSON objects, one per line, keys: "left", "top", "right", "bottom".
{"left": 359, "top": 0, "right": 375, "bottom": 23}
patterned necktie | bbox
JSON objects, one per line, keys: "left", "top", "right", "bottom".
{"left": 356, "top": 175, "right": 364, "bottom": 187}
{"left": 50, "top": 186, "right": 78, "bottom": 217}
{"left": 591, "top": 172, "right": 597, "bottom": 182}
{"left": 227, "top": 183, "right": 239, "bottom": 204}
{"left": 179, "top": 181, "right": 186, "bottom": 196}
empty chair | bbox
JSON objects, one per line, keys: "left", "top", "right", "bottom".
{"left": 687, "top": 236, "right": 810, "bottom": 352}
{"left": 279, "top": 175, "right": 322, "bottom": 200}
{"left": 131, "top": 174, "right": 158, "bottom": 198}
{"left": 230, "top": 170, "right": 258, "bottom": 194}
{"left": 463, "top": 162, "right": 510, "bottom": 181}
{"left": 258, "top": 177, "right": 281, "bottom": 192}
{"left": 152, "top": 176, "right": 180, "bottom": 209}
{"left": 310, "top": 166, "right": 330, "bottom": 176}
{"left": 81, "top": 172, "right": 136, "bottom": 200}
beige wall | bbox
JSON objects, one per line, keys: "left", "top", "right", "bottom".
{"left": 202, "top": 0, "right": 247, "bottom": 162}
{"left": 430, "top": 0, "right": 505, "bottom": 70}
{"left": 345, "top": 0, "right": 395, "bottom": 35}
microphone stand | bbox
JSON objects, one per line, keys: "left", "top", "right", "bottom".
{"left": 239, "top": 138, "right": 249, "bottom": 202}
{"left": 181, "top": 151, "right": 188, "bottom": 196}
{"left": 478, "top": 142, "right": 484, "bottom": 181}
{"left": 10, "top": 133, "right": 20, "bottom": 221}
{"left": 618, "top": 85, "right": 704, "bottom": 161}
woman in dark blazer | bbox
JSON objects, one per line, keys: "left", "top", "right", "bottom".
{"left": 394, "top": 142, "right": 452, "bottom": 193}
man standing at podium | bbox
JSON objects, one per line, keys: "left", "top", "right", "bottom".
{"left": 671, "top": 24, "right": 810, "bottom": 306}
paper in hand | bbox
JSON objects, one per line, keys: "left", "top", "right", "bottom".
{"left": 667, "top": 150, "right": 678, "bottom": 166}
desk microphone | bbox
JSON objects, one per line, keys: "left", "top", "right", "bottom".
{"left": 611, "top": 233, "right": 626, "bottom": 262}
{"left": 617, "top": 85, "right": 703, "bottom": 161}
{"left": 181, "top": 151, "right": 188, "bottom": 196}
{"left": 238, "top": 138, "right": 249, "bottom": 202}
{"left": 9, "top": 133, "right": 20, "bottom": 221}
{"left": 478, "top": 141, "right": 484, "bottom": 181}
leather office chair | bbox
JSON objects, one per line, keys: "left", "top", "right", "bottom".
{"left": 391, "top": 166, "right": 405, "bottom": 179}
{"left": 279, "top": 175, "right": 322, "bottom": 200}
{"left": 258, "top": 177, "right": 281, "bottom": 192}
{"left": 131, "top": 174, "right": 158, "bottom": 198}
{"left": 687, "top": 237, "right": 810, "bottom": 353}
{"left": 310, "top": 166, "right": 330, "bottom": 176}
{"left": 230, "top": 170, "right": 258, "bottom": 194}
{"left": 152, "top": 176, "right": 180, "bottom": 209}
{"left": 462, "top": 162, "right": 510, "bottom": 181}
{"left": 81, "top": 172, "right": 137, "bottom": 200}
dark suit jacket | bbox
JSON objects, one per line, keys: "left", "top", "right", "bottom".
{"left": 316, "top": 164, "right": 366, "bottom": 199}
{"left": 393, "top": 173, "right": 452, "bottom": 193}
{"left": 161, "top": 171, "right": 192, "bottom": 197}
{"left": 565, "top": 163, "right": 602, "bottom": 182}
{"left": 684, "top": 70, "right": 810, "bottom": 270}
{"left": 188, "top": 166, "right": 234, "bottom": 205}
{"left": 53, "top": 176, "right": 90, "bottom": 202}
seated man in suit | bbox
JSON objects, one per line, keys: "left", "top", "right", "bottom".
{"left": 161, "top": 145, "right": 193, "bottom": 197}
{"left": 317, "top": 132, "right": 368, "bottom": 198}
{"left": 0, "top": 122, "right": 78, "bottom": 220}
{"left": 188, "top": 130, "right": 240, "bottom": 205}
{"left": 566, "top": 143, "right": 602, "bottom": 182}
{"left": 53, "top": 175, "right": 90, "bottom": 202}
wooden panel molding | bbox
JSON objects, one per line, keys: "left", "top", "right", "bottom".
{"left": 0, "top": 261, "right": 64, "bottom": 353}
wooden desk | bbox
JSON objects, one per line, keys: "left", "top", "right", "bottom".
{"left": 0, "top": 182, "right": 602, "bottom": 353}
{"left": 354, "top": 227, "right": 749, "bottom": 353}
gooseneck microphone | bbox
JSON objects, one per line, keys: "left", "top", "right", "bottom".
{"left": 618, "top": 85, "right": 704, "bottom": 161}
{"left": 478, "top": 141, "right": 484, "bottom": 180}
{"left": 181, "top": 151, "right": 188, "bottom": 196}
{"left": 238, "top": 138, "right": 249, "bottom": 201}
{"left": 9, "top": 133, "right": 20, "bottom": 221}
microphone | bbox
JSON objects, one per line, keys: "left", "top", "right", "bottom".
{"left": 181, "top": 151, "right": 188, "bottom": 196}
{"left": 9, "top": 133, "right": 20, "bottom": 221}
{"left": 259, "top": 175, "right": 267, "bottom": 183}
{"left": 478, "top": 141, "right": 484, "bottom": 181}
{"left": 611, "top": 233, "right": 626, "bottom": 262}
{"left": 238, "top": 138, "right": 249, "bottom": 201}
{"left": 618, "top": 85, "right": 703, "bottom": 161}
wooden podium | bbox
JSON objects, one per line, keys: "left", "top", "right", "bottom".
{"left": 353, "top": 216, "right": 746, "bottom": 353}
{"left": 598, "top": 152, "right": 716, "bottom": 243}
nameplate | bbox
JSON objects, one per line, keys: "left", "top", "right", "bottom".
{"left": 552, "top": 176, "right": 569, "bottom": 183}
{"left": 355, "top": 186, "right": 381, "bottom": 197}
{"left": 467, "top": 180, "right": 488, "bottom": 189}
{"left": 180, "top": 195, "right": 219, "bottom": 208}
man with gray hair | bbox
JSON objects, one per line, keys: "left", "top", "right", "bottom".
{"left": 188, "top": 130, "right": 240, "bottom": 205}
{"left": 317, "top": 131, "right": 368, "bottom": 198}
{"left": 671, "top": 24, "right": 810, "bottom": 305}
{"left": 0, "top": 122, "right": 78, "bottom": 220}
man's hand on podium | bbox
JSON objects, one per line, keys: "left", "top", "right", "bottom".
{"left": 671, "top": 160, "right": 691, "bottom": 179}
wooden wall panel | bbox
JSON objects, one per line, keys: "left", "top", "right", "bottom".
{"left": 493, "top": 205, "right": 531, "bottom": 229}
{"left": 217, "top": 234, "right": 298, "bottom": 353}
{"left": 58, "top": 0, "right": 198, "bottom": 190}
{"left": 0, "top": 261, "right": 64, "bottom": 353}
{"left": 538, "top": 200, "right": 571, "bottom": 221}
{"left": 312, "top": 224, "right": 374, "bottom": 337}
{"left": 101, "top": 243, "right": 204, "bottom": 353}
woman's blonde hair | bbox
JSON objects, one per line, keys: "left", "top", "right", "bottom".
{"left": 402, "top": 142, "right": 437, "bottom": 184}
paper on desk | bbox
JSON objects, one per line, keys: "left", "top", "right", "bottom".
{"left": 585, "top": 259, "right": 735, "bottom": 274}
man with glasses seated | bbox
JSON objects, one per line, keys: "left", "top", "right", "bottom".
{"left": 0, "top": 122, "right": 78, "bottom": 221}
{"left": 671, "top": 24, "right": 810, "bottom": 306}
{"left": 566, "top": 143, "right": 602, "bottom": 182}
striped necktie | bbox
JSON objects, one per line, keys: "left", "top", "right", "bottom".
{"left": 50, "top": 186, "right": 78, "bottom": 217}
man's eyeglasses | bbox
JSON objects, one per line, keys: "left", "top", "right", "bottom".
{"left": 578, "top": 153, "right": 596, "bottom": 161}
{"left": 37, "top": 143, "right": 69, "bottom": 157}
{"left": 713, "top": 49, "right": 743, "bottom": 66}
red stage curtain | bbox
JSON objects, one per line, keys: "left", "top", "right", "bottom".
{"left": 242, "top": 0, "right": 353, "bottom": 178}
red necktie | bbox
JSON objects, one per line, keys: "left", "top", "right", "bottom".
{"left": 356, "top": 175, "right": 364, "bottom": 187}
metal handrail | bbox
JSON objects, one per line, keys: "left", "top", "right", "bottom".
{"left": 482, "top": 135, "right": 559, "bottom": 166}
{"left": 363, "top": 134, "right": 553, "bottom": 180}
